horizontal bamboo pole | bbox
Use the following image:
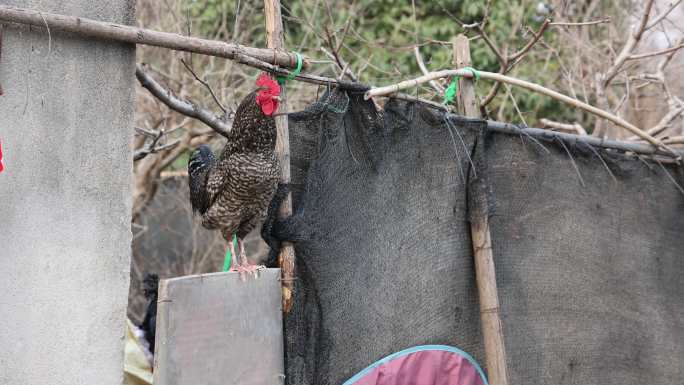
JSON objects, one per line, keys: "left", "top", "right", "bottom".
{"left": 364, "top": 69, "right": 677, "bottom": 157}
{"left": 0, "top": 5, "right": 307, "bottom": 69}
{"left": 484, "top": 120, "right": 684, "bottom": 158}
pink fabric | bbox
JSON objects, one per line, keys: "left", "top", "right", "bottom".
{"left": 351, "top": 350, "right": 485, "bottom": 385}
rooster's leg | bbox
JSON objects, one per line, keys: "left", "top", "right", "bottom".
{"left": 228, "top": 240, "right": 238, "bottom": 272}
{"left": 235, "top": 238, "right": 262, "bottom": 276}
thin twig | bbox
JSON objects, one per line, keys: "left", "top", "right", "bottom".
{"left": 540, "top": 118, "right": 587, "bottom": 135}
{"left": 645, "top": 0, "right": 683, "bottom": 30}
{"left": 663, "top": 135, "right": 684, "bottom": 145}
{"left": 602, "top": 0, "right": 655, "bottom": 87}
{"left": 626, "top": 42, "right": 684, "bottom": 60}
{"left": 504, "top": 83, "right": 527, "bottom": 127}
{"left": 180, "top": 58, "right": 228, "bottom": 114}
{"left": 649, "top": 105, "right": 684, "bottom": 137}
{"left": 135, "top": 65, "right": 232, "bottom": 137}
{"left": 320, "top": 47, "right": 357, "bottom": 82}
{"left": 414, "top": 46, "right": 444, "bottom": 93}
{"left": 509, "top": 19, "right": 550, "bottom": 61}
{"left": 480, "top": 19, "right": 550, "bottom": 107}
{"left": 549, "top": 17, "right": 611, "bottom": 26}
{"left": 134, "top": 136, "right": 182, "bottom": 161}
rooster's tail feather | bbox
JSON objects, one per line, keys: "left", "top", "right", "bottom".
{"left": 188, "top": 145, "right": 215, "bottom": 214}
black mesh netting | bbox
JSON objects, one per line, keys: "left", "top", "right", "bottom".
{"left": 281, "top": 90, "right": 684, "bottom": 385}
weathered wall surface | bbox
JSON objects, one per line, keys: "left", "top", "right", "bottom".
{"left": 0, "top": 1, "right": 135, "bottom": 384}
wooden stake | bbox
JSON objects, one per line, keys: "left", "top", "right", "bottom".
{"left": 453, "top": 35, "right": 478, "bottom": 117}
{"left": 453, "top": 34, "right": 509, "bottom": 385}
{"left": 264, "top": 0, "right": 295, "bottom": 314}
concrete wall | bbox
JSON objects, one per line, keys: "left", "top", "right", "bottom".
{"left": 0, "top": 1, "right": 136, "bottom": 384}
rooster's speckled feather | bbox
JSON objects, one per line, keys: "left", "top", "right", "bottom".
{"left": 188, "top": 89, "right": 280, "bottom": 241}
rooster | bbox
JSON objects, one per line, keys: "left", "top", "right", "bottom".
{"left": 188, "top": 73, "right": 281, "bottom": 273}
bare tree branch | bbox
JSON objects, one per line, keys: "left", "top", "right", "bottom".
{"left": 549, "top": 17, "right": 611, "bottom": 27}
{"left": 136, "top": 65, "right": 232, "bottom": 137}
{"left": 540, "top": 118, "right": 588, "bottom": 135}
{"left": 626, "top": 42, "right": 684, "bottom": 60}
{"left": 180, "top": 58, "right": 228, "bottom": 114}
{"left": 602, "top": 0, "right": 655, "bottom": 87}
{"left": 509, "top": 20, "right": 551, "bottom": 61}
{"left": 414, "top": 46, "right": 444, "bottom": 93}
{"left": 134, "top": 137, "right": 182, "bottom": 161}
{"left": 480, "top": 19, "right": 550, "bottom": 107}
{"left": 645, "top": 0, "right": 683, "bottom": 30}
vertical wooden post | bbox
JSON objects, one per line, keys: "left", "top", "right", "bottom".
{"left": 452, "top": 35, "right": 479, "bottom": 117}
{"left": 453, "top": 34, "right": 509, "bottom": 385}
{"left": 264, "top": 0, "right": 296, "bottom": 313}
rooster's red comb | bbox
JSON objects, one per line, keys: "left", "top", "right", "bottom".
{"left": 255, "top": 73, "right": 281, "bottom": 116}
{"left": 256, "top": 73, "right": 281, "bottom": 96}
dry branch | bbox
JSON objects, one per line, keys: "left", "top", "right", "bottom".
{"left": 628, "top": 104, "right": 684, "bottom": 139}
{"left": 321, "top": 47, "right": 357, "bottom": 82}
{"left": 135, "top": 65, "right": 232, "bottom": 137}
{"left": 663, "top": 136, "right": 684, "bottom": 145}
{"left": 414, "top": 46, "right": 444, "bottom": 93}
{"left": 364, "top": 68, "right": 676, "bottom": 156}
{"left": 480, "top": 19, "right": 550, "bottom": 107}
{"left": 601, "top": 0, "right": 655, "bottom": 87}
{"left": 626, "top": 43, "right": 684, "bottom": 61}
{"left": 645, "top": 0, "right": 683, "bottom": 30}
{"left": 540, "top": 118, "right": 587, "bottom": 135}
{"left": 0, "top": 5, "right": 307, "bottom": 69}
{"left": 180, "top": 59, "right": 228, "bottom": 114}
{"left": 134, "top": 137, "right": 182, "bottom": 161}
{"left": 549, "top": 18, "right": 611, "bottom": 26}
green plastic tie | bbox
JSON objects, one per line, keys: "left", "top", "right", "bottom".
{"left": 277, "top": 52, "right": 303, "bottom": 85}
{"left": 222, "top": 233, "right": 238, "bottom": 272}
{"left": 443, "top": 67, "right": 480, "bottom": 105}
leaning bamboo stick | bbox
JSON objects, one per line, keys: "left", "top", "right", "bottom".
{"left": 364, "top": 69, "right": 675, "bottom": 156}
{"left": 0, "top": 5, "right": 306, "bottom": 69}
{"left": 453, "top": 35, "right": 509, "bottom": 385}
{"left": 264, "top": 0, "right": 296, "bottom": 314}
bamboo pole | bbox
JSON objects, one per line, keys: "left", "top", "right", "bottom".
{"left": 0, "top": 5, "right": 306, "bottom": 69}
{"left": 363, "top": 68, "right": 674, "bottom": 155}
{"left": 264, "top": 0, "right": 296, "bottom": 314}
{"left": 453, "top": 35, "right": 509, "bottom": 385}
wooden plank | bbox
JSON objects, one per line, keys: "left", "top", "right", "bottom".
{"left": 153, "top": 270, "right": 284, "bottom": 385}
{"left": 264, "top": 0, "right": 296, "bottom": 314}
{"left": 453, "top": 34, "right": 509, "bottom": 385}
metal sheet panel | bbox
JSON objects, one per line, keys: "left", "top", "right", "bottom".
{"left": 154, "top": 269, "right": 284, "bottom": 385}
